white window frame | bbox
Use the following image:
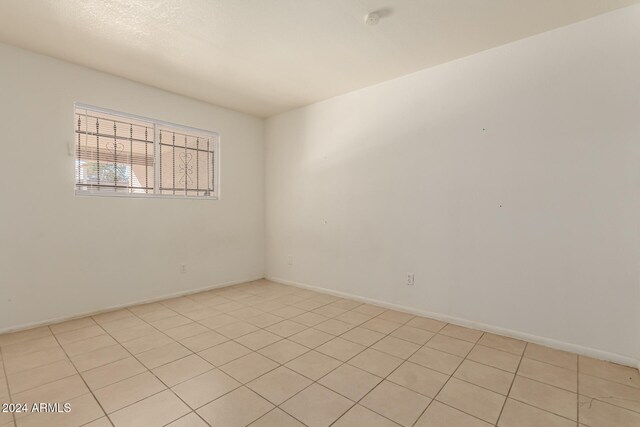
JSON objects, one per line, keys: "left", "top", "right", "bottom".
{"left": 73, "top": 102, "right": 220, "bottom": 200}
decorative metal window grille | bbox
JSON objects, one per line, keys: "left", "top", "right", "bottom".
{"left": 74, "top": 104, "right": 218, "bottom": 198}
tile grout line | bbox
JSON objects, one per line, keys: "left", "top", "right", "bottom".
{"left": 2, "top": 281, "right": 635, "bottom": 426}
{"left": 494, "top": 341, "right": 526, "bottom": 426}
{"left": 405, "top": 338, "right": 461, "bottom": 427}
{"left": 0, "top": 290, "right": 592, "bottom": 425}
{"left": 208, "top": 289, "right": 369, "bottom": 425}
{"left": 0, "top": 295, "right": 521, "bottom": 426}
{"left": 577, "top": 353, "right": 580, "bottom": 425}
{"left": 0, "top": 343, "right": 76, "bottom": 379}
{"left": 30, "top": 299, "right": 365, "bottom": 425}
{"left": 154, "top": 292, "right": 307, "bottom": 425}
{"left": 253, "top": 304, "right": 490, "bottom": 426}
{"left": 91, "top": 308, "right": 215, "bottom": 427}
{"left": 165, "top": 286, "right": 413, "bottom": 425}
{"left": 343, "top": 322, "right": 537, "bottom": 382}
{"left": 326, "top": 315, "right": 605, "bottom": 424}
{"left": 332, "top": 316, "right": 440, "bottom": 427}
{"left": 181, "top": 283, "right": 340, "bottom": 425}
{"left": 504, "top": 345, "right": 588, "bottom": 424}
{"left": 16, "top": 291, "right": 640, "bottom": 424}
{"left": 2, "top": 309, "right": 416, "bottom": 393}
{"left": 0, "top": 346, "right": 17, "bottom": 427}
{"left": 45, "top": 324, "right": 114, "bottom": 427}
{"left": 6, "top": 285, "right": 524, "bottom": 426}
{"left": 110, "top": 282, "right": 326, "bottom": 425}
{"left": 325, "top": 320, "right": 523, "bottom": 427}
{"left": 270, "top": 309, "right": 417, "bottom": 427}
{"left": 410, "top": 331, "right": 496, "bottom": 427}
{"left": 53, "top": 309, "right": 190, "bottom": 424}
{"left": 501, "top": 377, "right": 582, "bottom": 423}
{"left": 13, "top": 318, "right": 579, "bottom": 425}
{"left": 501, "top": 392, "right": 580, "bottom": 424}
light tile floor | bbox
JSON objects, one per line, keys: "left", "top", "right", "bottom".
{"left": 0, "top": 280, "right": 639, "bottom": 427}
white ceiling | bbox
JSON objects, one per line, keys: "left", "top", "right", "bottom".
{"left": 0, "top": 0, "right": 638, "bottom": 117}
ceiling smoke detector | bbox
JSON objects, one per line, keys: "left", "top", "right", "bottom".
{"left": 365, "top": 12, "right": 380, "bottom": 26}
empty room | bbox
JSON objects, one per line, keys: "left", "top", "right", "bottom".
{"left": 0, "top": 1, "right": 639, "bottom": 426}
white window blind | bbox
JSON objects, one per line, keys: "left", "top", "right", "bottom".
{"left": 74, "top": 104, "right": 218, "bottom": 198}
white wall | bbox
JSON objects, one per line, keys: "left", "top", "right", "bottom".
{"left": 0, "top": 43, "right": 265, "bottom": 332}
{"left": 266, "top": 6, "right": 640, "bottom": 364}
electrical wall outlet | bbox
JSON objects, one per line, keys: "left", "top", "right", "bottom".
{"left": 406, "top": 273, "right": 415, "bottom": 286}
{"left": 181, "top": 264, "right": 187, "bottom": 274}
{"left": 287, "top": 255, "right": 293, "bottom": 266}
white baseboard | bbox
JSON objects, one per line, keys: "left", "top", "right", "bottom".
{"left": 267, "top": 276, "right": 640, "bottom": 370}
{"left": 0, "top": 276, "right": 264, "bottom": 335}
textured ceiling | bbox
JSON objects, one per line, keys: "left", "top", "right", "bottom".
{"left": 0, "top": 0, "right": 638, "bottom": 117}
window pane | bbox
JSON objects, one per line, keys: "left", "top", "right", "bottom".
{"left": 74, "top": 105, "right": 217, "bottom": 198}
{"left": 75, "top": 108, "right": 154, "bottom": 194}
{"left": 158, "top": 127, "right": 215, "bottom": 197}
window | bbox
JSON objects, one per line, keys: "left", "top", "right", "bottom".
{"left": 74, "top": 103, "right": 218, "bottom": 198}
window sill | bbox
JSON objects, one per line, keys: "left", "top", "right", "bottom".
{"left": 74, "top": 190, "right": 219, "bottom": 200}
